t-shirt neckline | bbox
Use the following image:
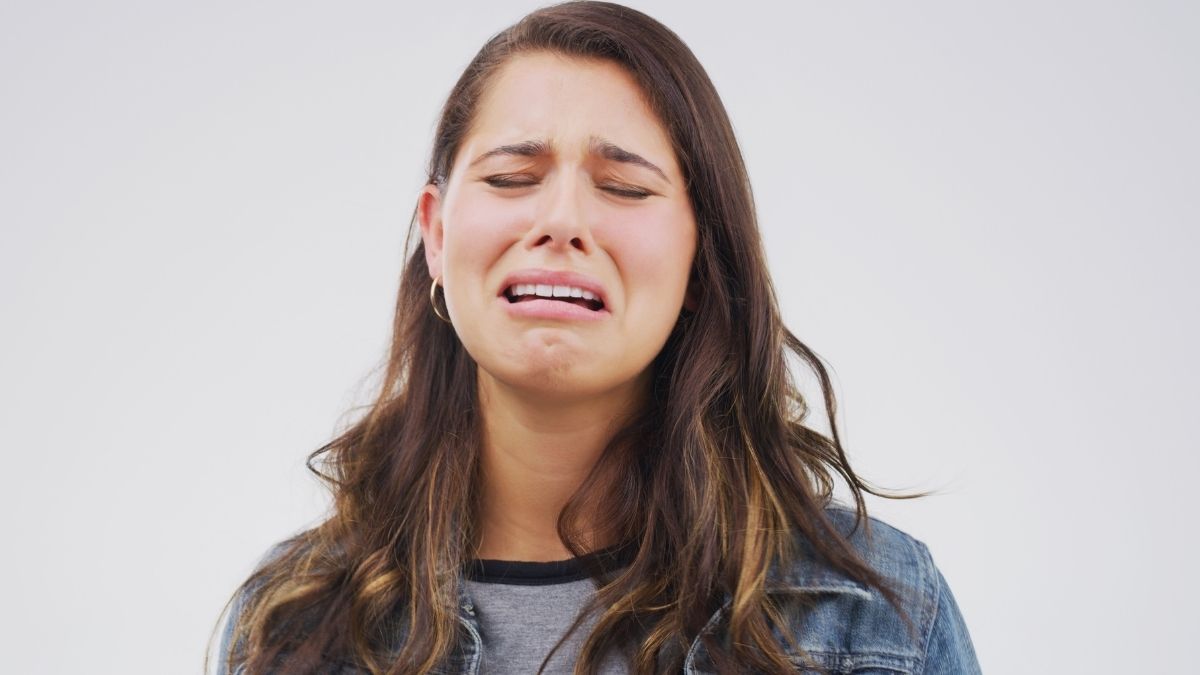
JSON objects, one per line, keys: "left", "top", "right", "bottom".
{"left": 463, "top": 540, "right": 636, "bottom": 586}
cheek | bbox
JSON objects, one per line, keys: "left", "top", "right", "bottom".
{"left": 442, "top": 195, "right": 525, "bottom": 270}
{"left": 603, "top": 208, "right": 696, "bottom": 297}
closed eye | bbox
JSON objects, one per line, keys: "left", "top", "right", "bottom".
{"left": 600, "top": 183, "right": 652, "bottom": 200}
{"left": 482, "top": 175, "right": 653, "bottom": 200}
{"left": 484, "top": 174, "right": 537, "bottom": 188}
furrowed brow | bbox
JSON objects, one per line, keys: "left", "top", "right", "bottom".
{"left": 470, "top": 139, "right": 553, "bottom": 166}
{"left": 590, "top": 137, "right": 669, "bottom": 183}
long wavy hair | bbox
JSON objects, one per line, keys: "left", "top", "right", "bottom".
{"left": 209, "top": 2, "right": 932, "bottom": 673}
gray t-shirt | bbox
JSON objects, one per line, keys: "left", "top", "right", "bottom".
{"left": 462, "top": 546, "right": 635, "bottom": 674}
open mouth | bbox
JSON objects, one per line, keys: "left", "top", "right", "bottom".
{"left": 503, "top": 284, "right": 605, "bottom": 312}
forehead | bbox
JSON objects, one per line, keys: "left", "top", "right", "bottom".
{"left": 459, "top": 52, "right": 676, "bottom": 169}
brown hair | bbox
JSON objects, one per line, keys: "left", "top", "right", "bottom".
{"left": 209, "top": 2, "right": 931, "bottom": 673}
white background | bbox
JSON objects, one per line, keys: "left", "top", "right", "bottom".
{"left": 2, "top": 1, "right": 1196, "bottom": 673}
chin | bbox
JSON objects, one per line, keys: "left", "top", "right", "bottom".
{"left": 495, "top": 358, "right": 593, "bottom": 391}
{"left": 479, "top": 358, "right": 628, "bottom": 401}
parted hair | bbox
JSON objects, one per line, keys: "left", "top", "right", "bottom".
{"left": 209, "top": 2, "right": 930, "bottom": 673}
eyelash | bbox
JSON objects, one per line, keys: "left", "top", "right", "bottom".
{"left": 484, "top": 175, "right": 651, "bottom": 200}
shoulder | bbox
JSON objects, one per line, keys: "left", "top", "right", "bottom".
{"left": 216, "top": 537, "right": 309, "bottom": 675}
{"left": 763, "top": 502, "right": 981, "bottom": 674}
{"left": 767, "top": 502, "right": 936, "bottom": 599}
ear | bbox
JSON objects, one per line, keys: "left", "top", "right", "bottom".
{"left": 417, "top": 183, "right": 444, "bottom": 280}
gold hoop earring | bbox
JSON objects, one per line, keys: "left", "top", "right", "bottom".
{"left": 429, "top": 276, "right": 451, "bottom": 324}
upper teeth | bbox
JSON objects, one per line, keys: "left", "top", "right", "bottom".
{"left": 508, "top": 283, "right": 599, "bottom": 301}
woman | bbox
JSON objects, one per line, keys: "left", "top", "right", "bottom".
{"left": 212, "top": 2, "right": 981, "bottom": 673}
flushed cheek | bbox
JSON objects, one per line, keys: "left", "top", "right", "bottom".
{"left": 601, "top": 216, "right": 695, "bottom": 301}
{"left": 443, "top": 198, "right": 526, "bottom": 292}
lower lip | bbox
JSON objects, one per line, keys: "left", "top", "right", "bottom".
{"left": 498, "top": 296, "right": 610, "bottom": 321}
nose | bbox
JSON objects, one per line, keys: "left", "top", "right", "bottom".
{"left": 524, "top": 170, "right": 592, "bottom": 254}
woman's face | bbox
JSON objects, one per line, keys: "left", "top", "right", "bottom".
{"left": 419, "top": 52, "right": 697, "bottom": 402}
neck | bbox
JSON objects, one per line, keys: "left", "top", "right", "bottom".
{"left": 473, "top": 370, "right": 646, "bottom": 562}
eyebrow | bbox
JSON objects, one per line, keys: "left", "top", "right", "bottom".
{"left": 470, "top": 139, "right": 551, "bottom": 165}
{"left": 469, "top": 136, "right": 669, "bottom": 183}
{"left": 591, "top": 138, "right": 669, "bottom": 183}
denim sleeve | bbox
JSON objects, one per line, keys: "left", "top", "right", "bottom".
{"left": 216, "top": 541, "right": 292, "bottom": 675}
{"left": 918, "top": 544, "right": 982, "bottom": 675}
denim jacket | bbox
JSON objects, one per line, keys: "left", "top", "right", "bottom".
{"left": 220, "top": 505, "right": 981, "bottom": 674}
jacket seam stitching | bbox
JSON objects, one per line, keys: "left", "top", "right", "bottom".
{"left": 914, "top": 539, "right": 941, "bottom": 675}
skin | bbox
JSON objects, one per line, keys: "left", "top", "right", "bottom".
{"left": 418, "top": 52, "right": 697, "bottom": 561}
